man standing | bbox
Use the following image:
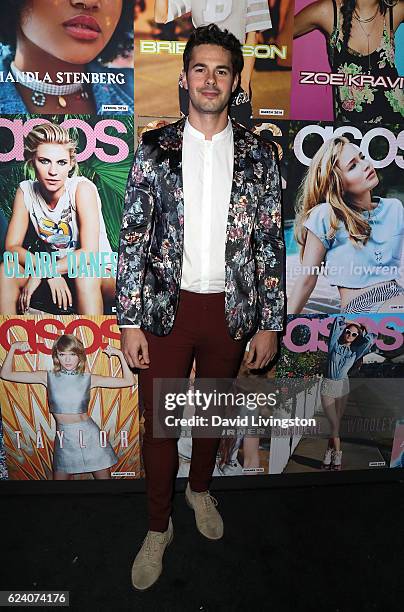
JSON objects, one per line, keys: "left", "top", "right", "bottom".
{"left": 117, "top": 24, "right": 284, "bottom": 590}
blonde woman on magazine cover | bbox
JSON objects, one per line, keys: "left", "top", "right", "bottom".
{"left": 0, "top": 123, "right": 115, "bottom": 315}
{"left": 0, "top": 335, "right": 135, "bottom": 480}
{"left": 287, "top": 136, "right": 404, "bottom": 314}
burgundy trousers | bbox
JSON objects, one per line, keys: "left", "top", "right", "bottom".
{"left": 139, "top": 290, "right": 247, "bottom": 532}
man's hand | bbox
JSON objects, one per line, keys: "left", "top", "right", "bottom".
{"left": 246, "top": 330, "right": 278, "bottom": 370}
{"left": 120, "top": 328, "right": 150, "bottom": 369}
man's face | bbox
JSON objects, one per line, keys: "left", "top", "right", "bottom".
{"left": 182, "top": 44, "right": 239, "bottom": 116}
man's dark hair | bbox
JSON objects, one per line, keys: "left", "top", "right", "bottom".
{"left": 183, "top": 24, "right": 244, "bottom": 81}
{"left": 0, "top": 0, "right": 134, "bottom": 63}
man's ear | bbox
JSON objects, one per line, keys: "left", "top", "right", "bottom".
{"left": 181, "top": 70, "right": 188, "bottom": 91}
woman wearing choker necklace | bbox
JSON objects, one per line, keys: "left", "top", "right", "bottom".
{"left": 0, "top": 0, "right": 134, "bottom": 114}
{"left": 0, "top": 122, "right": 115, "bottom": 315}
{"left": 0, "top": 335, "right": 135, "bottom": 480}
{"left": 294, "top": 0, "right": 404, "bottom": 123}
{"left": 287, "top": 136, "right": 404, "bottom": 314}
{"left": 320, "top": 315, "right": 377, "bottom": 470}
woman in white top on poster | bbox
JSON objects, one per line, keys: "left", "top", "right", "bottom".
{"left": 0, "top": 123, "right": 115, "bottom": 315}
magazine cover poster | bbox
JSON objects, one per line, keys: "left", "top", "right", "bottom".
{"left": 134, "top": 0, "right": 293, "bottom": 124}
{"left": 0, "top": 315, "right": 139, "bottom": 481}
{"left": 0, "top": 114, "right": 134, "bottom": 317}
{"left": 271, "top": 313, "right": 404, "bottom": 474}
{"left": 390, "top": 419, "right": 404, "bottom": 467}
{"left": 0, "top": 413, "right": 7, "bottom": 479}
{"left": 284, "top": 121, "right": 404, "bottom": 316}
{"left": 291, "top": 0, "right": 404, "bottom": 123}
{"left": 0, "top": 0, "right": 134, "bottom": 115}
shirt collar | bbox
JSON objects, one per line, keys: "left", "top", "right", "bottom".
{"left": 184, "top": 117, "right": 232, "bottom": 142}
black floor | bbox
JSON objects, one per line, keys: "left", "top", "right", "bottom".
{"left": 1, "top": 482, "right": 403, "bottom": 611}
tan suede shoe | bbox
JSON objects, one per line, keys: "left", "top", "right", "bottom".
{"left": 131, "top": 518, "right": 173, "bottom": 591}
{"left": 185, "top": 483, "right": 224, "bottom": 540}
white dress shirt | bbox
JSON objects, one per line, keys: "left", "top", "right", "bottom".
{"left": 181, "top": 118, "right": 234, "bottom": 293}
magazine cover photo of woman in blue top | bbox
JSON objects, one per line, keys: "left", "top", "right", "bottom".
{"left": 288, "top": 135, "right": 404, "bottom": 314}
{"left": 0, "top": 0, "right": 134, "bottom": 115}
{"left": 320, "top": 315, "right": 377, "bottom": 470}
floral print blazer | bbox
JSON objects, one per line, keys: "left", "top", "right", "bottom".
{"left": 116, "top": 117, "right": 285, "bottom": 340}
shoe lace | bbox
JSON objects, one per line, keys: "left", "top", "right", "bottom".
{"left": 143, "top": 531, "right": 166, "bottom": 559}
{"left": 203, "top": 493, "right": 218, "bottom": 513}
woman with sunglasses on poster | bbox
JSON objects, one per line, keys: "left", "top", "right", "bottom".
{"left": 294, "top": 0, "right": 404, "bottom": 123}
{"left": 287, "top": 135, "right": 404, "bottom": 314}
{"left": 321, "top": 315, "right": 377, "bottom": 469}
{"left": 0, "top": 0, "right": 134, "bottom": 114}
{"left": 0, "top": 335, "right": 135, "bottom": 480}
{"left": 0, "top": 122, "right": 116, "bottom": 315}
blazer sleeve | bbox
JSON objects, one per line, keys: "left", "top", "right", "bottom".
{"left": 253, "top": 144, "right": 285, "bottom": 332}
{"left": 116, "top": 141, "right": 155, "bottom": 327}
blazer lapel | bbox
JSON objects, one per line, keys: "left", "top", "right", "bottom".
{"left": 157, "top": 117, "right": 186, "bottom": 242}
{"left": 156, "top": 117, "right": 185, "bottom": 175}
